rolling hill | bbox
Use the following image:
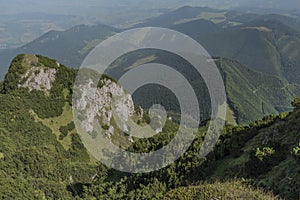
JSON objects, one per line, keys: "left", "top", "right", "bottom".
{"left": 0, "top": 6, "right": 299, "bottom": 124}
{"left": 133, "top": 6, "right": 300, "bottom": 86}
{"left": 1, "top": 7, "right": 300, "bottom": 84}
{"left": 133, "top": 6, "right": 222, "bottom": 28}
{"left": 170, "top": 19, "right": 221, "bottom": 38}
{"left": 218, "top": 57, "right": 300, "bottom": 123}
{"left": 105, "top": 49, "right": 300, "bottom": 124}
{"left": 196, "top": 18, "right": 300, "bottom": 85}
{"left": 0, "top": 24, "right": 118, "bottom": 79}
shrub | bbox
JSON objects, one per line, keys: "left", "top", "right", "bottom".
{"left": 292, "top": 98, "right": 300, "bottom": 109}
{"left": 59, "top": 122, "right": 75, "bottom": 140}
{"left": 255, "top": 147, "right": 275, "bottom": 161}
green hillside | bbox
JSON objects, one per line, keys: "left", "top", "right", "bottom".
{"left": 0, "top": 54, "right": 299, "bottom": 199}
{"left": 133, "top": 6, "right": 221, "bottom": 28}
{"left": 197, "top": 19, "right": 300, "bottom": 85}
{"left": 82, "top": 98, "right": 300, "bottom": 200}
{"left": 198, "top": 25, "right": 283, "bottom": 76}
{"left": 0, "top": 54, "right": 96, "bottom": 199}
{"left": 106, "top": 50, "right": 300, "bottom": 124}
{"left": 1, "top": 3, "right": 300, "bottom": 200}
{"left": 203, "top": 98, "right": 300, "bottom": 199}
{"left": 171, "top": 19, "right": 221, "bottom": 38}
{"left": 218, "top": 58, "right": 300, "bottom": 123}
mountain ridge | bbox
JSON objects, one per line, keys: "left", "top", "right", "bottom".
{"left": 0, "top": 23, "right": 119, "bottom": 79}
{"left": 0, "top": 54, "right": 299, "bottom": 199}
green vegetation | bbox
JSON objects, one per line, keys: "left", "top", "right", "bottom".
{"left": 82, "top": 101, "right": 300, "bottom": 199}
{"left": 36, "top": 54, "right": 60, "bottom": 69}
{"left": 198, "top": 18, "right": 300, "bottom": 86}
{"left": 0, "top": 55, "right": 95, "bottom": 199}
{"left": 292, "top": 143, "right": 300, "bottom": 164}
{"left": 1, "top": 5, "right": 300, "bottom": 199}
{"left": 255, "top": 147, "right": 275, "bottom": 161}
{"left": 2, "top": 54, "right": 26, "bottom": 92}
{"left": 1, "top": 54, "right": 300, "bottom": 199}
{"left": 218, "top": 57, "right": 300, "bottom": 123}
{"left": 292, "top": 97, "right": 300, "bottom": 108}
{"left": 164, "top": 180, "right": 279, "bottom": 200}
{"left": 107, "top": 49, "right": 300, "bottom": 124}
{"left": 59, "top": 120, "right": 75, "bottom": 140}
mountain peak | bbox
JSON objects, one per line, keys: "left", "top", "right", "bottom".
{"left": 18, "top": 55, "right": 58, "bottom": 94}
{"left": 3, "top": 54, "right": 60, "bottom": 94}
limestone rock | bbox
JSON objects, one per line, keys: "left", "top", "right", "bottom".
{"left": 19, "top": 67, "right": 56, "bottom": 94}
{"left": 74, "top": 78, "right": 135, "bottom": 135}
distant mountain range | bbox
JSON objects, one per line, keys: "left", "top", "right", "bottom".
{"left": 1, "top": 6, "right": 300, "bottom": 80}
{"left": 198, "top": 16, "right": 300, "bottom": 84}
{"left": 0, "top": 24, "right": 118, "bottom": 78}
{"left": 1, "top": 6, "right": 300, "bottom": 123}
{"left": 0, "top": 13, "right": 86, "bottom": 49}
{"left": 106, "top": 49, "right": 300, "bottom": 124}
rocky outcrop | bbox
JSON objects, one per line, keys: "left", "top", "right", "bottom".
{"left": 17, "top": 55, "right": 57, "bottom": 94}
{"left": 136, "top": 106, "right": 144, "bottom": 118}
{"left": 19, "top": 67, "right": 56, "bottom": 94}
{"left": 14, "top": 54, "right": 136, "bottom": 142}
{"left": 74, "top": 78, "right": 135, "bottom": 138}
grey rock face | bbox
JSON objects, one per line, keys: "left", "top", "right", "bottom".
{"left": 74, "top": 78, "right": 134, "bottom": 135}
{"left": 19, "top": 67, "right": 57, "bottom": 94}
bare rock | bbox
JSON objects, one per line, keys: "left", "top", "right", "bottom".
{"left": 74, "top": 78, "right": 134, "bottom": 135}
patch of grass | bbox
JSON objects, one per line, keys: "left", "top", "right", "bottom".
{"left": 109, "top": 116, "right": 132, "bottom": 149}
{"left": 124, "top": 55, "right": 157, "bottom": 71}
{"left": 226, "top": 21, "right": 243, "bottom": 26}
{"left": 164, "top": 180, "right": 279, "bottom": 200}
{"left": 226, "top": 104, "right": 237, "bottom": 125}
{"left": 32, "top": 91, "right": 74, "bottom": 150}
{"left": 21, "top": 54, "right": 39, "bottom": 69}
{"left": 200, "top": 12, "right": 226, "bottom": 23}
{"left": 174, "top": 17, "right": 203, "bottom": 25}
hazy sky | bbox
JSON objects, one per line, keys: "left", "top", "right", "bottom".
{"left": 0, "top": 0, "right": 299, "bottom": 15}
{"left": 0, "top": 0, "right": 300, "bottom": 14}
